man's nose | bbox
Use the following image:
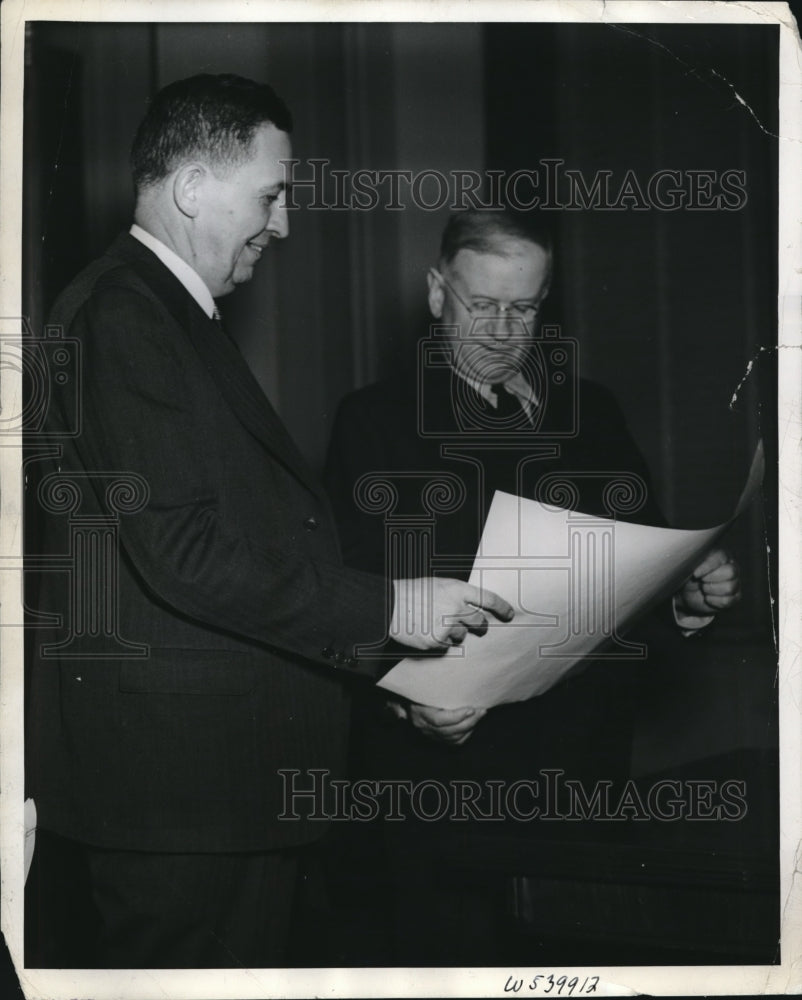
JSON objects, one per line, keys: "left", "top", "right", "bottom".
{"left": 487, "top": 311, "right": 514, "bottom": 340}
{"left": 267, "top": 200, "right": 289, "bottom": 240}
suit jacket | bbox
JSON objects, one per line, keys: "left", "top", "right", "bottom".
{"left": 26, "top": 232, "right": 389, "bottom": 853}
{"left": 324, "top": 361, "right": 676, "bottom": 788}
{"left": 326, "top": 362, "right": 666, "bottom": 577}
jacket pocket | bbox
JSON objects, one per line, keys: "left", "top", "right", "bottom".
{"left": 119, "top": 649, "right": 257, "bottom": 696}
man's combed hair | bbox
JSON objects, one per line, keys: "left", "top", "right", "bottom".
{"left": 131, "top": 73, "right": 293, "bottom": 191}
{"left": 439, "top": 209, "right": 553, "bottom": 266}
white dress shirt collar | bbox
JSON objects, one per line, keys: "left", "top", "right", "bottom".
{"left": 130, "top": 224, "right": 217, "bottom": 320}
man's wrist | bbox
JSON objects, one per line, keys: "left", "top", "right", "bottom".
{"left": 673, "top": 594, "right": 715, "bottom": 634}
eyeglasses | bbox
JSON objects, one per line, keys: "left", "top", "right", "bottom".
{"left": 430, "top": 268, "right": 544, "bottom": 322}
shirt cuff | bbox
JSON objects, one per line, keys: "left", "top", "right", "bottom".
{"left": 673, "top": 594, "right": 715, "bottom": 636}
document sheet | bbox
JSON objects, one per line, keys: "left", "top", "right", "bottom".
{"left": 378, "top": 444, "right": 764, "bottom": 709}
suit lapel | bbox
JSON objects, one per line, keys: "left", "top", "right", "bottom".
{"left": 107, "top": 233, "right": 325, "bottom": 501}
{"left": 186, "top": 307, "right": 326, "bottom": 498}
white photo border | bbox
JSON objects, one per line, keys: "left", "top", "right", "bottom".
{"left": 1, "top": 1, "right": 800, "bottom": 997}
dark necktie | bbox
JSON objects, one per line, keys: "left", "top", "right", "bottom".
{"left": 212, "top": 306, "right": 240, "bottom": 352}
{"left": 491, "top": 382, "right": 523, "bottom": 420}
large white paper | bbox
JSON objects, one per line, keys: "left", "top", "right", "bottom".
{"left": 379, "top": 443, "right": 765, "bottom": 709}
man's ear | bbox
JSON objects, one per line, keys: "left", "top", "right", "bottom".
{"left": 540, "top": 277, "right": 552, "bottom": 303}
{"left": 541, "top": 257, "right": 554, "bottom": 301}
{"left": 427, "top": 268, "right": 445, "bottom": 319}
{"left": 172, "top": 163, "right": 206, "bottom": 219}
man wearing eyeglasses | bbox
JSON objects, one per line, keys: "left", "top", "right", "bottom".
{"left": 425, "top": 232, "right": 550, "bottom": 426}
{"left": 323, "top": 208, "right": 741, "bottom": 963}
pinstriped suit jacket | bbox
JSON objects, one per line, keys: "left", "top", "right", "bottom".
{"left": 27, "top": 232, "right": 388, "bottom": 852}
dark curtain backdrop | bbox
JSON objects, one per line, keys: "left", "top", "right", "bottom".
{"left": 486, "top": 23, "right": 778, "bottom": 772}
{"left": 24, "top": 20, "right": 778, "bottom": 772}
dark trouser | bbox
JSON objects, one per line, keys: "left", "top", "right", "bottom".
{"left": 26, "top": 830, "right": 299, "bottom": 968}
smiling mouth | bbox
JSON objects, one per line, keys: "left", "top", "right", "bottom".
{"left": 247, "top": 241, "right": 266, "bottom": 256}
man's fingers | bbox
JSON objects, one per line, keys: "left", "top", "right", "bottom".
{"left": 462, "top": 584, "right": 514, "bottom": 622}
{"left": 446, "top": 624, "right": 469, "bottom": 645}
{"left": 443, "top": 607, "right": 488, "bottom": 634}
{"left": 414, "top": 705, "right": 478, "bottom": 725}
{"left": 387, "top": 700, "right": 409, "bottom": 721}
{"left": 409, "top": 704, "right": 487, "bottom": 743}
{"left": 418, "top": 715, "right": 483, "bottom": 737}
{"left": 685, "top": 578, "right": 739, "bottom": 597}
{"left": 681, "top": 579, "right": 741, "bottom": 612}
{"left": 464, "top": 610, "right": 489, "bottom": 636}
{"left": 701, "top": 580, "right": 740, "bottom": 597}
{"left": 702, "top": 593, "right": 741, "bottom": 609}
{"left": 691, "top": 548, "right": 734, "bottom": 581}
{"left": 471, "top": 619, "right": 489, "bottom": 637}
{"left": 695, "top": 561, "right": 738, "bottom": 583}
{"left": 691, "top": 554, "right": 724, "bottom": 579}
{"left": 390, "top": 578, "right": 514, "bottom": 651}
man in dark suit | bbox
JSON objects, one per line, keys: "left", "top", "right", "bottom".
{"left": 25, "top": 76, "right": 513, "bottom": 969}
{"left": 324, "top": 209, "right": 741, "bottom": 963}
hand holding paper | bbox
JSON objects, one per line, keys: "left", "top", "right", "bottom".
{"left": 409, "top": 703, "right": 487, "bottom": 745}
{"left": 676, "top": 547, "right": 741, "bottom": 616}
{"left": 379, "top": 444, "right": 763, "bottom": 710}
{"left": 390, "top": 577, "right": 514, "bottom": 650}
{"left": 387, "top": 698, "right": 486, "bottom": 744}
